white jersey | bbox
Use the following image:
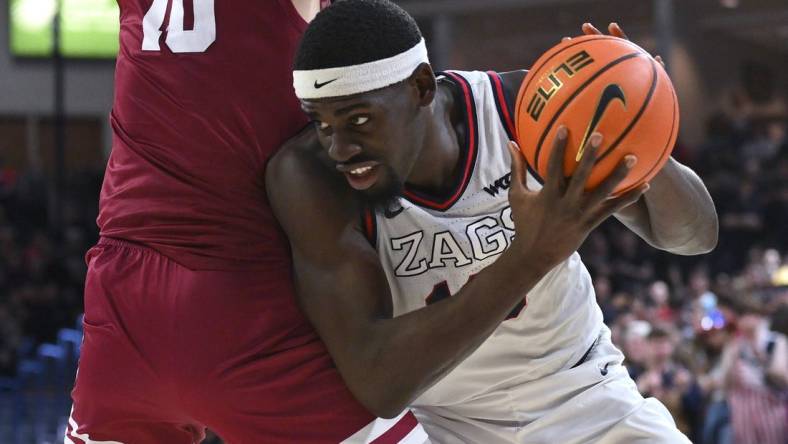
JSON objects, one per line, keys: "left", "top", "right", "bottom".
{"left": 366, "top": 70, "right": 603, "bottom": 411}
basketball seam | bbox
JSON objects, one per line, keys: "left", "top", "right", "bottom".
{"left": 616, "top": 60, "right": 679, "bottom": 194}
{"left": 514, "top": 35, "right": 644, "bottom": 143}
{"left": 595, "top": 54, "right": 657, "bottom": 164}
{"left": 532, "top": 52, "right": 641, "bottom": 172}
{"left": 515, "top": 35, "right": 613, "bottom": 123}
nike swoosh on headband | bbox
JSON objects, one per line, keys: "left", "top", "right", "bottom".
{"left": 314, "top": 78, "right": 339, "bottom": 89}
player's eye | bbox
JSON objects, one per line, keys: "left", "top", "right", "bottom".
{"left": 349, "top": 115, "right": 369, "bottom": 126}
{"left": 315, "top": 121, "right": 330, "bottom": 131}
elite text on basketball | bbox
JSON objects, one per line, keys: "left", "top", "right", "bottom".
{"left": 526, "top": 50, "right": 595, "bottom": 122}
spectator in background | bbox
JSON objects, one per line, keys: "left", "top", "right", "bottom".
{"left": 609, "top": 230, "right": 656, "bottom": 293}
{"left": 763, "top": 145, "right": 788, "bottom": 250}
{"left": 0, "top": 303, "right": 21, "bottom": 377}
{"left": 620, "top": 318, "right": 652, "bottom": 382}
{"left": 695, "top": 113, "right": 742, "bottom": 180}
{"left": 696, "top": 302, "right": 735, "bottom": 444}
{"left": 594, "top": 274, "right": 618, "bottom": 324}
{"left": 648, "top": 280, "right": 677, "bottom": 324}
{"left": 741, "top": 117, "right": 786, "bottom": 164}
{"left": 720, "top": 296, "right": 788, "bottom": 444}
{"left": 718, "top": 180, "right": 764, "bottom": 270}
{"left": 722, "top": 61, "right": 787, "bottom": 130}
{"left": 580, "top": 231, "right": 613, "bottom": 277}
{"left": 772, "top": 304, "right": 788, "bottom": 337}
{"left": 636, "top": 327, "right": 704, "bottom": 440}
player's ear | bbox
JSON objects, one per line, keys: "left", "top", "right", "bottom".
{"left": 410, "top": 63, "right": 437, "bottom": 107}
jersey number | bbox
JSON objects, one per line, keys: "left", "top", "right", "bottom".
{"left": 425, "top": 276, "right": 527, "bottom": 321}
{"left": 142, "top": 0, "right": 216, "bottom": 52}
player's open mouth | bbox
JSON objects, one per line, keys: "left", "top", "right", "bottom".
{"left": 337, "top": 161, "right": 381, "bottom": 191}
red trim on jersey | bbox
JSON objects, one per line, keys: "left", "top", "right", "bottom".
{"left": 362, "top": 207, "right": 376, "bottom": 245}
{"left": 370, "top": 411, "right": 420, "bottom": 444}
{"left": 402, "top": 71, "right": 478, "bottom": 211}
{"left": 487, "top": 71, "right": 516, "bottom": 138}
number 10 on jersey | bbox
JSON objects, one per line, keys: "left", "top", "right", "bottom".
{"left": 142, "top": 0, "right": 215, "bottom": 53}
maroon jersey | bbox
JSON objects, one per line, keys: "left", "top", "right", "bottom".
{"left": 99, "top": 0, "right": 308, "bottom": 271}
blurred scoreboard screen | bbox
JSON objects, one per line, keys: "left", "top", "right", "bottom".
{"left": 10, "top": 0, "right": 120, "bottom": 58}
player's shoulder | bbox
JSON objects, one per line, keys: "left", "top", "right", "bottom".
{"left": 267, "top": 125, "right": 324, "bottom": 186}
{"left": 266, "top": 126, "right": 359, "bottom": 230}
{"left": 267, "top": 126, "right": 349, "bottom": 199}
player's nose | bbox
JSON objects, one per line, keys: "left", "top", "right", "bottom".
{"left": 327, "top": 135, "right": 362, "bottom": 163}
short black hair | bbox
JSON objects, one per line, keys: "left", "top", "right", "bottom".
{"left": 772, "top": 304, "right": 788, "bottom": 336}
{"left": 647, "top": 326, "right": 671, "bottom": 341}
{"left": 294, "top": 0, "right": 422, "bottom": 70}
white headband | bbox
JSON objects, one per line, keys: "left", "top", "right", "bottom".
{"left": 293, "top": 38, "right": 429, "bottom": 99}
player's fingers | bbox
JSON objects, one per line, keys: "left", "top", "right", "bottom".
{"left": 545, "top": 126, "right": 569, "bottom": 193}
{"left": 586, "top": 154, "right": 637, "bottom": 205}
{"left": 582, "top": 22, "right": 602, "bottom": 35}
{"left": 507, "top": 140, "right": 530, "bottom": 192}
{"left": 588, "top": 183, "right": 649, "bottom": 229}
{"left": 655, "top": 55, "right": 666, "bottom": 68}
{"left": 566, "top": 133, "right": 601, "bottom": 198}
{"left": 562, "top": 36, "right": 572, "bottom": 42}
{"left": 609, "top": 22, "right": 629, "bottom": 40}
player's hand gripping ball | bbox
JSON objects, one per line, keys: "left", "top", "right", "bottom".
{"left": 514, "top": 34, "right": 679, "bottom": 193}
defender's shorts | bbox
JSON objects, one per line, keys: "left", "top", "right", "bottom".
{"left": 66, "top": 238, "right": 426, "bottom": 444}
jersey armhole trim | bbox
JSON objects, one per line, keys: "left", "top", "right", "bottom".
{"left": 489, "top": 70, "right": 544, "bottom": 185}
{"left": 360, "top": 206, "right": 377, "bottom": 248}
{"left": 487, "top": 71, "right": 517, "bottom": 141}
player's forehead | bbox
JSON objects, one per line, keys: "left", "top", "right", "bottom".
{"left": 300, "top": 84, "right": 401, "bottom": 116}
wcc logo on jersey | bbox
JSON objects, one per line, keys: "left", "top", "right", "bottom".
{"left": 483, "top": 172, "right": 512, "bottom": 197}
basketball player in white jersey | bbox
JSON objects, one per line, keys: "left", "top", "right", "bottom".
{"left": 267, "top": 1, "right": 717, "bottom": 442}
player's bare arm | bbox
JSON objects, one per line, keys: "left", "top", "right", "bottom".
{"left": 500, "top": 22, "right": 718, "bottom": 257}
{"left": 266, "top": 117, "right": 643, "bottom": 418}
{"left": 612, "top": 157, "right": 718, "bottom": 255}
{"left": 584, "top": 23, "right": 718, "bottom": 255}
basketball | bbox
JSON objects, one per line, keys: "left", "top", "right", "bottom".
{"left": 514, "top": 34, "right": 679, "bottom": 193}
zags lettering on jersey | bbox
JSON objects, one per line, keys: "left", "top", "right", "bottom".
{"left": 391, "top": 231, "right": 429, "bottom": 277}
{"left": 466, "top": 217, "right": 508, "bottom": 261}
{"left": 428, "top": 231, "right": 472, "bottom": 269}
{"left": 390, "top": 207, "right": 515, "bottom": 277}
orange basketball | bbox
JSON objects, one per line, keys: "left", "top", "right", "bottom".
{"left": 514, "top": 35, "right": 679, "bottom": 193}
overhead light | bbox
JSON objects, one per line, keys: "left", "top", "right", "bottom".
{"left": 720, "top": 0, "right": 739, "bottom": 8}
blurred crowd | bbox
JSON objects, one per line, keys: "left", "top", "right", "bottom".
{"left": 0, "top": 166, "right": 101, "bottom": 378}
{"left": 1, "top": 61, "right": 787, "bottom": 444}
